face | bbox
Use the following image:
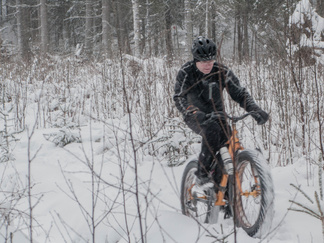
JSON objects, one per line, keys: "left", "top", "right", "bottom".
{"left": 196, "top": 60, "right": 215, "bottom": 74}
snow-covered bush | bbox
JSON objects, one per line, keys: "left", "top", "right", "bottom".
{"left": 148, "top": 117, "right": 201, "bottom": 166}
{"left": 289, "top": 0, "right": 324, "bottom": 65}
{"left": 43, "top": 128, "right": 81, "bottom": 147}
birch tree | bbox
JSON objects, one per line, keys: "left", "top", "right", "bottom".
{"left": 132, "top": 0, "right": 141, "bottom": 57}
{"left": 40, "top": 0, "right": 49, "bottom": 54}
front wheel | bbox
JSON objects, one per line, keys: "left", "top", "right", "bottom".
{"left": 234, "top": 149, "right": 274, "bottom": 238}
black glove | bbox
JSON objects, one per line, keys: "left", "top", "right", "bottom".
{"left": 251, "top": 109, "right": 269, "bottom": 125}
{"left": 192, "top": 111, "right": 206, "bottom": 124}
{"left": 185, "top": 105, "right": 206, "bottom": 124}
{"left": 184, "top": 109, "right": 206, "bottom": 134}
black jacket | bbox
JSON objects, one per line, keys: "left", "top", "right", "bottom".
{"left": 174, "top": 61, "right": 260, "bottom": 118}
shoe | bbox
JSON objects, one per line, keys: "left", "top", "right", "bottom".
{"left": 194, "top": 176, "right": 214, "bottom": 191}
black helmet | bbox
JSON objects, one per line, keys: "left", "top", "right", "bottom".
{"left": 191, "top": 36, "right": 217, "bottom": 61}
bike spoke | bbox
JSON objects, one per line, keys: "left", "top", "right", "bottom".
{"left": 237, "top": 161, "right": 262, "bottom": 226}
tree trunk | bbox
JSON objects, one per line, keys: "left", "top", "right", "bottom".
{"left": 237, "top": 10, "right": 242, "bottom": 63}
{"left": 112, "top": 0, "right": 131, "bottom": 55}
{"left": 16, "top": 0, "right": 31, "bottom": 61}
{"left": 113, "top": 0, "right": 123, "bottom": 53}
{"left": 62, "top": 2, "right": 71, "bottom": 52}
{"left": 141, "top": 16, "right": 146, "bottom": 55}
{"left": 205, "top": 0, "right": 209, "bottom": 37}
{"left": 1, "top": 0, "right": 8, "bottom": 21}
{"left": 210, "top": 2, "right": 216, "bottom": 41}
{"left": 144, "top": 0, "right": 152, "bottom": 56}
{"left": 164, "top": 1, "right": 173, "bottom": 62}
{"left": 124, "top": 20, "right": 131, "bottom": 54}
{"left": 102, "top": 0, "right": 112, "bottom": 57}
{"left": 184, "top": 0, "right": 192, "bottom": 60}
{"left": 84, "top": 0, "right": 93, "bottom": 57}
{"left": 242, "top": 1, "right": 249, "bottom": 60}
{"left": 132, "top": 0, "right": 141, "bottom": 57}
{"left": 233, "top": 13, "right": 237, "bottom": 61}
{"left": 40, "top": 0, "right": 49, "bottom": 54}
{"left": 317, "top": 0, "right": 324, "bottom": 17}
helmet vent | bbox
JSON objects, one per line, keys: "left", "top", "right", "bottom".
{"left": 191, "top": 36, "right": 217, "bottom": 61}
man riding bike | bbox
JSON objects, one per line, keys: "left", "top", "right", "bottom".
{"left": 173, "top": 36, "right": 269, "bottom": 188}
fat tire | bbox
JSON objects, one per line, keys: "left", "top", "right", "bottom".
{"left": 234, "top": 149, "right": 274, "bottom": 238}
{"left": 180, "top": 160, "right": 216, "bottom": 223}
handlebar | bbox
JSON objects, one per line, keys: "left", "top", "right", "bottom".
{"left": 205, "top": 111, "right": 256, "bottom": 123}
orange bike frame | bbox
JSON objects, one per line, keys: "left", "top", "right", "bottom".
{"left": 188, "top": 123, "right": 260, "bottom": 205}
{"left": 215, "top": 123, "right": 244, "bottom": 206}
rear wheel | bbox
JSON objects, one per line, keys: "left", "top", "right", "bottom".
{"left": 180, "top": 160, "right": 217, "bottom": 223}
{"left": 234, "top": 149, "right": 274, "bottom": 237}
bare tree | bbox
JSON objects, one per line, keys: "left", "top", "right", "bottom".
{"left": 184, "top": 0, "right": 193, "bottom": 59}
{"left": 132, "top": 0, "right": 141, "bottom": 57}
{"left": 242, "top": 1, "right": 250, "bottom": 59}
{"left": 143, "top": 0, "right": 151, "bottom": 56}
{"left": 0, "top": 0, "right": 303, "bottom": 61}
{"left": 233, "top": 0, "right": 250, "bottom": 62}
{"left": 102, "top": 0, "right": 112, "bottom": 57}
{"left": 85, "top": 0, "right": 93, "bottom": 57}
{"left": 0, "top": 0, "right": 9, "bottom": 21}
{"left": 205, "top": 0, "right": 210, "bottom": 37}
{"left": 40, "top": 0, "right": 49, "bottom": 54}
{"left": 113, "top": 0, "right": 131, "bottom": 54}
{"left": 16, "top": 0, "right": 31, "bottom": 60}
{"left": 164, "top": 0, "right": 173, "bottom": 62}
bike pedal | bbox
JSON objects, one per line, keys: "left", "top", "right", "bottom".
{"left": 186, "top": 201, "right": 197, "bottom": 212}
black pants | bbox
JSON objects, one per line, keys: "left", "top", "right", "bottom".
{"left": 185, "top": 115, "right": 231, "bottom": 178}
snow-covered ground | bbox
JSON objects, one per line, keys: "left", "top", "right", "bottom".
{"left": 1, "top": 0, "right": 323, "bottom": 242}
{"left": 1, "top": 114, "right": 323, "bottom": 243}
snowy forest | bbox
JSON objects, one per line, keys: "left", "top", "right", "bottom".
{"left": 0, "top": 0, "right": 324, "bottom": 242}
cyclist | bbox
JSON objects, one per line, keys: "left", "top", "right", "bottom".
{"left": 174, "top": 36, "right": 269, "bottom": 188}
